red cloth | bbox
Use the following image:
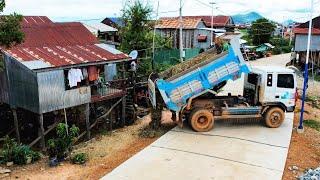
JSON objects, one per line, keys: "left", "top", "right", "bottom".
{"left": 88, "top": 66, "right": 98, "bottom": 81}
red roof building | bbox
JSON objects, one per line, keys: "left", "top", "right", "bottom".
{"left": 2, "top": 16, "right": 128, "bottom": 69}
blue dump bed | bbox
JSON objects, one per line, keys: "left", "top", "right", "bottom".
{"left": 149, "top": 42, "right": 250, "bottom": 112}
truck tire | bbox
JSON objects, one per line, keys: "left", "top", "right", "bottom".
{"left": 188, "top": 108, "right": 214, "bottom": 132}
{"left": 264, "top": 107, "right": 284, "bottom": 128}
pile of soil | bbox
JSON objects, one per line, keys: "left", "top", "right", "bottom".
{"left": 159, "top": 49, "right": 226, "bottom": 80}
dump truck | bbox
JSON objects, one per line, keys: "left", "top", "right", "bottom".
{"left": 148, "top": 38, "right": 297, "bottom": 132}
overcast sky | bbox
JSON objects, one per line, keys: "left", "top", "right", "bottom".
{"left": 2, "top": 0, "right": 316, "bottom": 23}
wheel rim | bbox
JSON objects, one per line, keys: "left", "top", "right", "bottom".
{"left": 196, "top": 115, "right": 210, "bottom": 129}
{"left": 270, "top": 112, "right": 281, "bottom": 125}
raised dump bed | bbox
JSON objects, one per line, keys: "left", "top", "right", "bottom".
{"left": 149, "top": 39, "right": 250, "bottom": 112}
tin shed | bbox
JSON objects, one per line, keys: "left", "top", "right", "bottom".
{"left": 0, "top": 16, "right": 130, "bottom": 147}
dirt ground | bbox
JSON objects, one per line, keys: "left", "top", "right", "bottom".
{"left": 283, "top": 100, "right": 320, "bottom": 180}
{"left": 2, "top": 114, "right": 173, "bottom": 180}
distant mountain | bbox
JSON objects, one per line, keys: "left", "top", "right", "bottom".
{"left": 282, "top": 19, "right": 297, "bottom": 26}
{"left": 232, "top": 12, "right": 264, "bottom": 24}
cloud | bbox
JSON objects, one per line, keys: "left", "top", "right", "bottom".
{"left": 2, "top": 0, "right": 315, "bottom": 23}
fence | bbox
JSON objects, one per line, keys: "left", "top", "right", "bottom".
{"left": 154, "top": 48, "right": 201, "bottom": 65}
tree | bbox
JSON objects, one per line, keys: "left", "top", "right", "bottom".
{"left": 249, "top": 18, "right": 276, "bottom": 45}
{"left": 0, "top": 0, "right": 24, "bottom": 47}
{"left": 120, "top": 1, "right": 153, "bottom": 53}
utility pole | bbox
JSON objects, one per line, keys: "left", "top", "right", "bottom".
{"left": 152, "top": 1, "right": 159, "bottom": 71}
{"left": 298, "top": 0, "right": 314, "bottom": 133}
{"left": 210, "top": 1, "right": 216, "bottom": 47}
{"left": 179, "top": 0, "right": 184, "bottom": 62}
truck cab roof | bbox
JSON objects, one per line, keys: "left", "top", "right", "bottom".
{"left": 251, "top": 66, "right": 295, "bottom": 74}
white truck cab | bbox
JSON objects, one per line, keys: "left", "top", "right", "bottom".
{"left": 244, "top": 66, "right": 297, "bottom": 113}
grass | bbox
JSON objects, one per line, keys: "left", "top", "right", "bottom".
{"left": 304, "top": 120, "right": 320, "bottom": 132}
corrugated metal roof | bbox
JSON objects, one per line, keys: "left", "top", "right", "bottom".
{"left": 156, "top": 17, "right": 202, "bottom": 29}
{"left": 183, "top": 16, "right": 232, "bottom": 27}
{"left": 293, "top": 27, "right": 320, "bottom": 35}
{"left": 3, "top": 16, "right": 128, "bottom": 69}
{"left": 83, "top": 23, "right": 118, "bottom": 34}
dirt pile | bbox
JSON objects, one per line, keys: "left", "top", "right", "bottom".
{"left": 159, "top": 49, "right": 227, "bottom": 80}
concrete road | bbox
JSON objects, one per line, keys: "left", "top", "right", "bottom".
{"left": 103, "top": 114, "right": 293, "bottom": 180}
{"left": 102, "top": 54, "right": 294, "bottom": 180}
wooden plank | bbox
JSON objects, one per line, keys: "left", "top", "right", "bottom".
{"left": 29, "top": 118, "right": 63, "bottom": 147}
{"left": 12, "top": 109, "right": 20, "bottom": 144}
{"left": 85, "top": 103, "right": 91, "bottom": 140}
{"left": 38, "top": 114, "right": 45, "bottom": 150}
{"left": 121, "top": 96, "right": 126, "bottom": 127}
{"left": 75, "top": 98, "right": 123, "bottom": 142}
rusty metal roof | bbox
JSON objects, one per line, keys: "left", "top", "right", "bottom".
{"left": 3, "top": 16, "right": 128, "bottom": 70}
{"left": 156, "top": 17, "right": 202, "bottom": 29}
{"left": 156, "top": 16, "right": 233, "bottom": 29}
{"left": 183, "top": 16, "right": 233, "bottom": 27}
{"left": 293, "top": 27, "right": 320, "bottom": 35}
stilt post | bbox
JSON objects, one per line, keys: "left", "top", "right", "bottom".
{"left": 38, "top": 114, "right": 45, "bottom": 150}
{"left": 12, "top": 109, "right": 20, "bottom": 144}
{"left": 85, "top": 103, "right": 91, "bottom": 140}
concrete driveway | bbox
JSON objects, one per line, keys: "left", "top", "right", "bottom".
{"left": 102, "top": 54, "right": 294, "bottom": 180}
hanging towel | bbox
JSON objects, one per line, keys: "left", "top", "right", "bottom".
{"left": 88, "top": 66, "right": 99, "bottom": 81}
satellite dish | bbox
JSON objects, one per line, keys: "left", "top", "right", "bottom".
{"left": 129, "top": 50, "right": 138, "bottom": 60}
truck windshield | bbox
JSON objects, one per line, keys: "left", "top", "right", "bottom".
{"left": 277, "top": 74, "right": 294, "bottom": 89}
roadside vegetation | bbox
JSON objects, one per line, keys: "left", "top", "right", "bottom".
{"left": 0, "top": 136, "right": 41, "bottom": 166}
{"left": 304, "top": 120, "right": 320, "bottom": 131}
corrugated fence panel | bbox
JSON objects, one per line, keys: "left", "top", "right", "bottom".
{"left": 37, "top": 70, "right": 91, "bottom": 114}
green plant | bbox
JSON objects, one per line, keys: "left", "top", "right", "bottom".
{"left": 47, "top": 123, "right": 80, "bottom": 160}
{"left": 71, "top": 153, "right": 88, "bottom": 165}
{"left": 0, "top": 136, "right": 41, "bottom": 165}
{"left": 304, "top": 120, "right": 320, "bottom": 131}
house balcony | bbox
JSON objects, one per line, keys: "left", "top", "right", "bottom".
{"left": 90, "top": 79, "right": 126, "bottom": 103}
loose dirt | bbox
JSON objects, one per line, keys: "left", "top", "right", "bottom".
{"left": 3, "top": 114, "right": 174, "bottom": 180}
{"left": 283, "top": 100, "right": 320, "bottom": 180}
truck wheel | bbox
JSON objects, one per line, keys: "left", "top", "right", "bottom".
{"left": 264, "top": 107, "right": 284, "bottom": 128}
{"left": 189, "top": 108, "right": 214, "bottom": 132}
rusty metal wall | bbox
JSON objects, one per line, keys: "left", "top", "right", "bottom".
{"left": 5, "top": 55, "right": 39, "bottom": 113}
{"left": 37, "top": 70, "right": 91, "bottom": 114}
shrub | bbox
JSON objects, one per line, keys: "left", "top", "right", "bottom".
{"left": 47, "top": 123, "right": 80, "bottom": 160}
{"left": 71, "top": 153, "right": 88, "bottom": 164}
{"left": 0, "top": 136, "right": 41, "bottom": 165}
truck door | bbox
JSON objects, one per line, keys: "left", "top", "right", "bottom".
{"left": 275, "top": 73, "right": 295, "bottom": 107}
{"left": 264, "top": 73, "right": 276, "bottom": 102}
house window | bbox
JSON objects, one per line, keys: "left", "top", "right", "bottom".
{"left": 197, "top": 35, "right": 207, "bottom": 43}
{"left": 64, "top": 68, "right": 89, "bottom": 90}
{"left": 277, "top": 74, "right": 294, "bottom": 89}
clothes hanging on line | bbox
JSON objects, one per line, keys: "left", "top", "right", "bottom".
{"left": 68, "top": 68, "right": 83, "bottom": 88}
{"left": 105, "top": 63, "right": 117, "bottom": 81}
{"left": 88, "top": 66, "right": 99, "bottom": 82}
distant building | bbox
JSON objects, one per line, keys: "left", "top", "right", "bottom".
{"left": 155, "top": 17, "right": 212, "bottom": 50}
{"left": 83, "top": 22, "right": 120, "bottom": 48}
{"left": 293, "top": 16, "right": 320, "bottom": 66}
{"left": 183, "top": 15, "right": 235, "bottom": 31}
{"left": 101, "top": 17, "right": 124, "bottom": 29}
